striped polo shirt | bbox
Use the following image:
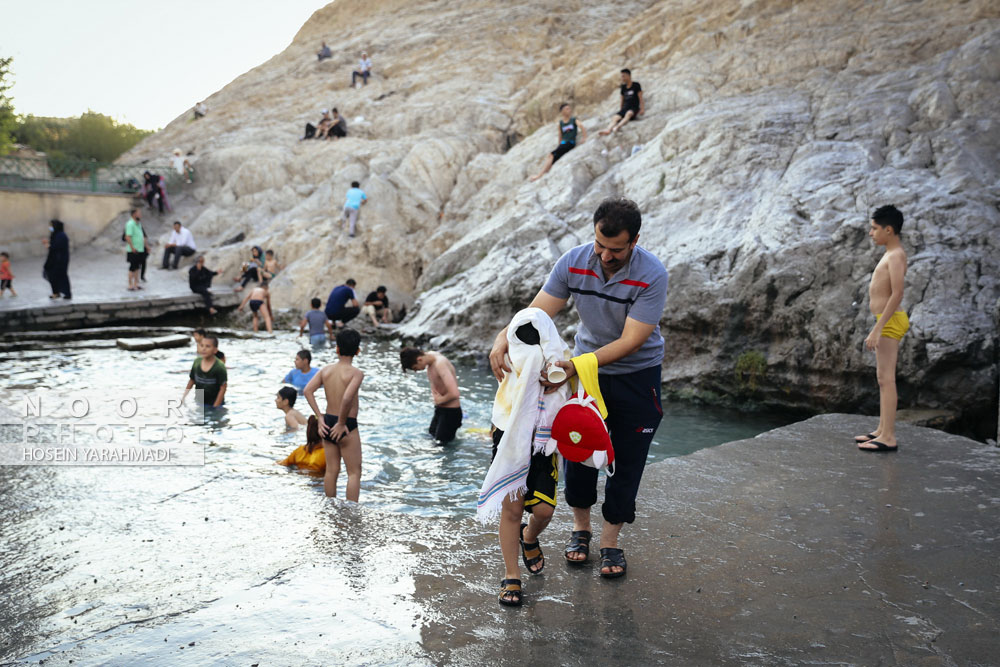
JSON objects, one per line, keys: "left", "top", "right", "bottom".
{"left": 542, "top": 242, "right": 668, "bottom": 374}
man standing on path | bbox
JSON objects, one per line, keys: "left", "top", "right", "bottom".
{"left": 855, "top": 205, "right": 908, "bottom": 452}
{"left": 489, "top": 197, "right": 668, "bottom": 578}
{"left": 124, "top": 208, "right": 145, "bottom": 291}
{"left": 162, "top": 221, "right": 197, "bottom": 269}
{"left": 342, "top": 181, "right": 367, "bottom": 237}
{"left": 598, "top": 69, "right": 643, "bottom": 136}
{"left": 325, "top": 278, "right": 360, "bottom": 326}
{"left": 400, "top": 347, "right": 463, "bottom": 445}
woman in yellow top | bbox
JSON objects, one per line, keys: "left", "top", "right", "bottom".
{"left": 276, "top": 416, "right": 326, "bottom": 472}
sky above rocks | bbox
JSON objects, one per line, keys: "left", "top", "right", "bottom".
{"left": 1, "top": 0, "right": 326, "bottom": 129}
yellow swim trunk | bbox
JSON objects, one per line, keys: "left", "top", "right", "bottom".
{"left": 877, "top": 311, "right": 910, "bottom": 340}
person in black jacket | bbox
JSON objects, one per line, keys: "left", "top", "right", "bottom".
{"left": 188, "top": 255, "right": 218, "bottom": 314}
{"left": 43, "top": 219, "right": 71, "bottom": 299}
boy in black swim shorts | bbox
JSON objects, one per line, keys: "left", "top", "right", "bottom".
{"left": 303, "top": 328, "right": 365, "bottom": 501}
{"left": 237, "top": 280, "right": 273, "bottom": 333}
{"left": 400, "top": 347, "right": 463, "bottom": 444}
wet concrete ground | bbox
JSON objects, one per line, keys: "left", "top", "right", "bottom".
{"left": 3, "top": 413, "right": 997, "bottom": 666}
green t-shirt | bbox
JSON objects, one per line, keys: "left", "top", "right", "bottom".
{"left": 190, "top": 357, "right": 227, "bottom": 405}
{"left": 125, "top": 218, "right": 145, "bottom": 253}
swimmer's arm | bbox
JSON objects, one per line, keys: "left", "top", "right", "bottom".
{"left": 238, "top": 291, "right": 252, "bottom": 311}
{"left": 181, "top": 378, "right": 194, "bottom": 402}
{"left": 299, "top": 317, "right": 307, "bottom": 336}
{"left": 303, "top": 371, "right": 325, "bottom": 422}
{"left": 213, "top": 383, "right": 227, "bottom": 407}
{"left": 489, "top": 289, "right": 568, "bottom": 382}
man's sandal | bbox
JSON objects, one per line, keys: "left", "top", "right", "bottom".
{"left": 564, "top": 530, "right": 591, "bottom": 565}
{"left": 599, "top": 547, "right": 627, "bottom": 579}
{"left": 520, "top": 523, "right": 544, "bottom": 575}
{"left": 498, "top": 578, "right": 522, "bottom": 607}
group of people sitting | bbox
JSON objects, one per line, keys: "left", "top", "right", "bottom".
{"left": 302, "top": 108, "right": 347, "bottom": 140}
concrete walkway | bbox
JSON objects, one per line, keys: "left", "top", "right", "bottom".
{"left": 16, "top": 413, "right": 997, "bottom": 666}
{"left": 0, "top": 248, "right": 238, "bottom": 331}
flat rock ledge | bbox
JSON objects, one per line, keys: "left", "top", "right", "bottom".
{"left": 32, "top": 414, "right": 999, "bottom": 666}
{"left": 0, "top": 291, "right": 239, "bottom": 333}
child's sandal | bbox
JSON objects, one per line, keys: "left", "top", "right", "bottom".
{"left": 519, "top": 523, "right": 544, "bottom": 575}
{"left": 498, "top": 578, "right": 522, "bottom": 607}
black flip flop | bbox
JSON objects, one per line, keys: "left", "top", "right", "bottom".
{"left": 564, "top": 530, "right": 591, "bottom": 565}
{"left": 858, "top": 440, "right": 897, "bottom": 452}
{"left": 599, "top": 547, "right": 627, "bottom": 579}
{"left": 854, "top": 432, "right": 878, "bottom": 443}
{"left": 519, "top": 523, "right": 544, "bottom": 575}
{"left": 498, "top": 578, "right": 522, "bottom": 607}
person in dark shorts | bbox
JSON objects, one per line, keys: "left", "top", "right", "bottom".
{"left": 599, "top": 68, "right": 644, "bottom": 135}
{"left": 238, "top": 281, "right": 273, "bottom": 333}
{"left": 303, "top": 328, "right": 366, "bottom": 501}
{"left": 530, "top": 102, "right": 587, "bottom": 182}
{"left": 400, "top": 347, "right": 463, "bottom": 444}
{"left": 489, "top": 197, "right": 668, "bottom": 579}
{"left": 324, "top": 278, "right": 360, "bottom": 326}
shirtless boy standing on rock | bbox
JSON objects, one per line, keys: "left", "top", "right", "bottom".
{"left": 400, "top": 347, "right": 463, "bottom": 444}
{"left": 856, "top": 205, "right": 908, "bottom": 452}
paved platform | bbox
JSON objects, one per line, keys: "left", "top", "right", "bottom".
{"left": 8, "top": 414, "right": 996, "bottom": 666}
{"left": 0, "top": 248, "right": 238, "bottom": 331}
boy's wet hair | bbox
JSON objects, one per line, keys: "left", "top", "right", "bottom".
{"left": 203, "top": 335, "right": 219, "bottom": 349}
{"left": 351, "top": 180, "right": 360, "bottom": 188}
{"left": 872, "top": 204, "right": 904, "bottom": 235}
{"left": 400, "top": 346, "right": 423, "bottom": 371}
{"left": 193, "top": 328, "right": 207, "bottom": 337}
{"left": 594, "top": 197, "right": 642, "bottom": 241}
{"left": 311, "top": 297, "right": 321, "bottom": 308}
{"left": 336, "top": 328, "right": 361, "bottom": 356}
{"left": 305, "top": 415, "right": 321, "bottom": 453}
{"left": 278, "top": 386, "right": 297, "bottom": 407}
{"left": 297, "top": 349, "right": 312, "bottom": 363}
{"left": 216, "top": 350, "right": 226, "bottom": 362}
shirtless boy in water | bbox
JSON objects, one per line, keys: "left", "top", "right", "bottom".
{"left": 856, "top": 205, "right": 908, "bottom": 452}
{"left": 400, "top": 347, "right": 463, "bottom": 444}
{"left": 304, "top": 328, "right": 365, "bottom": 500}
{"left": 238, "top": 280, "right": 273, "bottom": 333}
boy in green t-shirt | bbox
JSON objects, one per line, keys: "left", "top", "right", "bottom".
{"left": 182, "top": 335, "right": 228, "bottom": 407}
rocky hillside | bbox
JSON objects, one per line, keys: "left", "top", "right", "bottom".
{"left": 121, "top": 0, "right": 1000, "bottom": 436}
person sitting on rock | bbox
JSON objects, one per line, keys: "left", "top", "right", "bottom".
{"left": 324, "top": 278, "right": 360, "bottom": 326}
{"left": 188, "top": 256, "right": 218, "bottom": 315}
{"left": 362, "top": 285, "right": 392, "bottom": 327}
{"left": 193, "top": 101, "right": 208, "bottom": 120}
{"left": 326, "top": 108, "right": 347, "bottom": 139}
{"left": 172, "top": 149, "right": 195, "bottom": 183}
{"left": 352, "top": 51, "right": 372, "bottom": 86}
{"left": 162, "top": 221, "right": 197, "bottom": 270}
{"left": 234, "top": 245, "right": 265, "bottom": 291}
{"left": 599, "top": 69, "right": 643, "bottom": 136}
{"left": 317, "top": 41, "right": 332, "bottom": 61}
{"left": 262, "top": 249, "right": 283, "bottom": 279}
{"left": 530, "top": 102, "right": 587, "bottom": 182}
{"left": 303, "top": 109, "right": 332, "bottom": 140}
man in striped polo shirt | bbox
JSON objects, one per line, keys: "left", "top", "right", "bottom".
{"left": 490, "top": 197, "right": 668, "bottom": 579}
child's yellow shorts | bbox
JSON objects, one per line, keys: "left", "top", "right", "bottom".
{"left": 877, "top": 311, "right": 910, "bottom": 340}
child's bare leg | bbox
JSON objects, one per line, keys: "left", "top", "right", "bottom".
{"left": 522, "top": 502, "right": 553, "bottom": 544}
{"left": 529, "top": 154, "right": 555, "bottom": 182}
{"left": 338, "top": 429, "right": 362, "bottom": 502}
{"left": 322, "top": 441, "right": 341, "bottom": 497}
{"left": 499, "top": 494, "right": 526, "bottom": 584}
{"left": 599, "top": 115, "right": 621, "bottom": 136}
{"left": 251, "top": 313, "right": 259, "bottom": 332}
{"left": 262, "top": 305, "right": 273, "bottom": 333}
{"left": 871, "top": 337, "right": 900, "bottom": 447}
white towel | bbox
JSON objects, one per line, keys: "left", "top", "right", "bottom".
{"left": 477, "top": 308, "right": 570, "bottom": 524}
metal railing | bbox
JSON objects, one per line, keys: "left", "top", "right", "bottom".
{"left": 0, "top": 155, "right": 181, "bottom": 194}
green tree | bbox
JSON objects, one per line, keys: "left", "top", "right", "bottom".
{"left": 13, "top": 111, "right": 153, "bottom": 163}
{"left": 0, "top": 56, "right": 17, "bottom": 155}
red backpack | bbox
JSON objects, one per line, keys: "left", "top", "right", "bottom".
{"left": 551, "top": 387, "right": 615, "bottom": 475}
